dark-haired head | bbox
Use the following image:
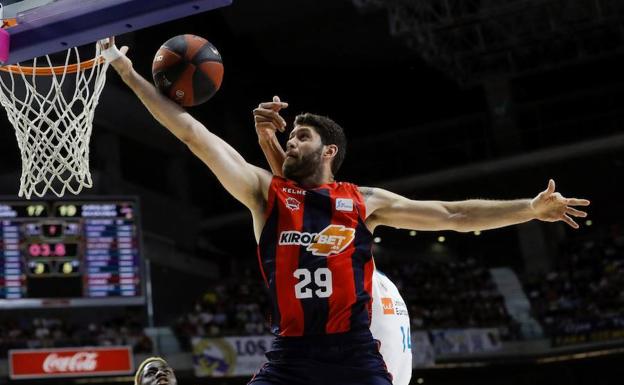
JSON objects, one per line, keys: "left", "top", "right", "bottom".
{"left": 294, "top": 113, "right": 347, "bottom": 175}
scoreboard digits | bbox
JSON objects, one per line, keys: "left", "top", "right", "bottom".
{"left": 27, "top": 204, "right": 46, "bottom": 217}
{"left": 57, "top": 204, "right": 77, "bottom": 217}
{"left": 0, "top": 199, "right": 143, "bottom": 307}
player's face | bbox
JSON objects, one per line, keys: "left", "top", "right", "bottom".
{"left": 283, "top": 125, "right": 324, "bottom": 181}
{"left": 140, "top": 361, "right": 176, "bottom": 385}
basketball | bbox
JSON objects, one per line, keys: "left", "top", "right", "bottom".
{"left": 152, "top": 34, "right": 223, "bottom": 107}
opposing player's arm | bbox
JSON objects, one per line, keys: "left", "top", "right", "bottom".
{"left": 254, "top": 96, "right": 288, "bottom": 176}
{"left": 258, "top": 132, "right": 285, "bottom": 176}
{"left": 362, "top": 180, "right": 589, "bottom": 232}
{"left": 108, "top": 44, "right": 270, "bottom": 210}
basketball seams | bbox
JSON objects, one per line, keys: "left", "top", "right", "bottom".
{"left": 162, "top": 35, "right": 188, "bottom": 59}
{"left": 152, "top": 47, "right": 183, "bottom": 72}
{"left": 170, "top": 64, "right": 196, "bottom": 106}
{"left": 197, "top": 61, "right": 224, "bottom": 88}
{"left": 183, "top": 34, "right": 206, "bottom": 62}
{"left": 152, "top": 34, "right": 223, "bottom": 106}
{"left": 190, "top": 46, "right": 222, "bottom": 65}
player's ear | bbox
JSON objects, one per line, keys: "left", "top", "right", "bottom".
{"left": 323, "top": 144, "right": 338, "bottom": 160}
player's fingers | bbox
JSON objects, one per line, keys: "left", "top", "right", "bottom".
{"left": 566, "top": 207, "right": 587, "bottom": 218}
{"left": 254, "top": 115, "right": 283, "bottom": 132}
{"left": 254, "top": 115, "right": 274, "bottom": 124}
{"left": 259, "top": 101, "right": 289, "bottom": 110}
{"left": 253, "top": 110, "right": 284, "bottom": 128}
{"left": 272, "top": 96, "right": 288, "bottom": 110}
{"left": 252, "top": 108, "right": 275, "bottom": 119}
{"left": 120, "top": 46, "right": 129, "bottom": 55}
{"left": 547, "top": 179, "right": 556, "bottom": 194}
{"left": 562, "top": 214, "right": 579, "bottom": 229}
{"left": 99, "top": 39, "right": 110, "bottom": 50}
{"left": 253, "top": 107, "right": 278, "bottom": 117}
{"left": 566, "top": 198, "right": 590, "bottom": 206}
{"left": 253, "top": 108, "right": 286, "bottom": 127}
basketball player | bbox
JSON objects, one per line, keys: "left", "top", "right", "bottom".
{"left": 254, "top": 100, "right": 412, "bottom": 385}
{"left": 134, "top": 357, "right": 176, "bottom": 385}
{"left": 104, "top": 42, "right": 589, "bottom": 385}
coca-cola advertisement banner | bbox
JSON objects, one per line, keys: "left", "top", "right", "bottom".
{"left": 9, "top": 346, "right": 134, "bottom": 379}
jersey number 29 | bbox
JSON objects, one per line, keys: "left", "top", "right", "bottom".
{"left": 293, "top": 268, "right": 333, "bottom": 299}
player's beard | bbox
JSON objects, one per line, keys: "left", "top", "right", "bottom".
{"left": 283, "top": 145, "right": 324, "bottom": 182}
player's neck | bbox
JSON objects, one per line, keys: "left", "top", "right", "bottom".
{"left": 293, "top": 168, "right": 334, "bottom": 189}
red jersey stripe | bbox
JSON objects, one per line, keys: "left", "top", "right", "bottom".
{"left": 325, "top": 186, "right": 357, "bottom": 333}
{"left": 274, "top": 182, "right": 305, "bottom": 335}
{"left": 325, "top": 246, "right": 357, "bottom": 333}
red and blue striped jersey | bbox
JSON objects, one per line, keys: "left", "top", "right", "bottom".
{"left": 257, "top": 176, "right": 375, "bottom": 336}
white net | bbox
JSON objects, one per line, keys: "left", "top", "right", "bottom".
{"left": 0, "top": 44, "right": 109, "bottom": 198}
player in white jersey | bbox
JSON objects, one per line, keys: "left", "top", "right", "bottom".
{"left": 371, "top": 269, "right": 412, "bottom": 385}
{"left": 253, "top": 104, "right": 412, "bottom": 384}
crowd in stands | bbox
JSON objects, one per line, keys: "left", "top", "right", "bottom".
{"left": 173, "top": 273, "right": 270, "bottom": 350}
{"left": 173, "top": 224, "right": 624, "bottom": 349}
{"left": 4, "top": 224, "right": 623, "bottom": 356}
{"left": 0, "top": 314, "right": 152, "bottom": 358}
{"left": 174, "top": 257, "right": 521, "bottom": 349}
{"left": 387, "top": 257, "right": 522, "bottom": 341}
{"left": 525, "top": 224, "right": 624, "bottom": 345}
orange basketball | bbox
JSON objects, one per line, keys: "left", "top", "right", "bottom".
{"left": 152, "top": 34, "right": 223, "bottom": 107}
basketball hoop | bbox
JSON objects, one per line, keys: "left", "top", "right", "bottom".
{"left": 0, "top": 19, "right": 109, "bottom": 198}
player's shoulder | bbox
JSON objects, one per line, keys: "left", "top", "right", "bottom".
{"left": 335, "top": 180, "right": 364, "bottom": 192}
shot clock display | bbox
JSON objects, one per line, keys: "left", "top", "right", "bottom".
{"left": 0, "top": 198, "right": 144, "bottom": 308}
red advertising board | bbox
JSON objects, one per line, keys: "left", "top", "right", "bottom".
{"left": 9, "top": 346, "right": 133, "bottom": 379}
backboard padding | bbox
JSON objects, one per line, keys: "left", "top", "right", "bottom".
{"left": 3, "top": 0, "right": 233, "bottom": 65}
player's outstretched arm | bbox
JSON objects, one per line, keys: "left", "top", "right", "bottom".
{"left": 254, "top": 96, "right": 288, "bottom": 176}
{"left": 105, "top": 42, "right": 270, "bottom": 211}
{"left": 362, "top": 179, "right": 590, "bottom": 232}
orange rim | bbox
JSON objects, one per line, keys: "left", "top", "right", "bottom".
{"left": 2, "top": 18, "right": 18, "bottom": 29}
{"left": 0, "top": 57, "right": 105, "bottom": 75}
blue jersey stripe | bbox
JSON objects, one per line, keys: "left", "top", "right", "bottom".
{"left": 350, "top": 215, "right": 374, "bottom": 330}
{"left": 259, "top": 195, "right": 281, "bottom": 334}
{"left": 300, "top": 188, "right": 331, "bottom": 334}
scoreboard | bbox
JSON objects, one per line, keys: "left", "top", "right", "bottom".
{"left": 0, "top": 198, "right": 144, "bottom": 308}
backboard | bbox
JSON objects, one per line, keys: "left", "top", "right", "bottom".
{"left": 1, "top": 0, "right": 55, "bottom": 19}
{"left": 1, "top": 0, "right": 233, "bottom": 65}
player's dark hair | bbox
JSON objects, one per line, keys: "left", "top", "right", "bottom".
{"left": 295, "top": 113, "right": 347, "bottom": 175}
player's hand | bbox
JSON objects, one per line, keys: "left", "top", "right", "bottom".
{"left": 253, "top": 95, "right": 288, "bottom": 140}
{"left": 530, "top": 179, "right": 590, "bottom": 229}
{"left": 99, "top": 37, "right": 132, "bottom": 76}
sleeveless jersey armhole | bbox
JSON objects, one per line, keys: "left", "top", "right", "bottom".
{"left": 264, "top": 176, "right": 280, "bottom": 220}
{"left": 348, "top": 183, "right": 367, "bottom": 221}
